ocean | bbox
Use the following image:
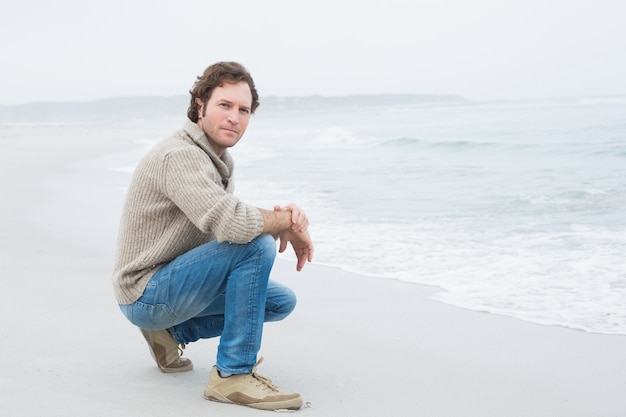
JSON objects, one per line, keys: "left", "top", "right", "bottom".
{"left": 4, "top": 94, "right": 625, "bottom": 336}
{"left": 233, "top": 95, "right": 626, "bottom": 336}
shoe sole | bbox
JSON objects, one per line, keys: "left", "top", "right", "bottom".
{"left": 159, "top": 362, "right": 193, "bottom": 373}
{"left": 204, "top": 391, "right": 302, "bottom": 411}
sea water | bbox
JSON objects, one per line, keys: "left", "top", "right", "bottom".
{"left": 5, "top": 95, "right": 625, "bottom": 336}
{"left": 232, "top": 96, "right": 626, "bottom": 336}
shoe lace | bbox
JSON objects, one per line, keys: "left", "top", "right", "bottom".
{"left": 178, "top": 343, "right": 186, "bottom": 357}
{"left": 249, "top": 357, "right": 279, "bottom": 392}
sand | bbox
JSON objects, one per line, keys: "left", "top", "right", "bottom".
{"left": 1, "top": 126, "right": 625, "bottom": 417}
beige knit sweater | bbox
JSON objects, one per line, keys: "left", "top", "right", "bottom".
{"left": 112, "top": 120, "right": 265, "bottom": 304}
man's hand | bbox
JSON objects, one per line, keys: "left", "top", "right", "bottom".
{"left": 277, "top": 228, "right": 314, "bottom": 271}
{"left": 261, "top": 204, "right": 313, "bottom": 270}
{"left": 274, "top": 204, "right": 309, "bottom": 233}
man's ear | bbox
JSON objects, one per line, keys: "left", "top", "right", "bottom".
{"left": 195, "top": 98, "right": 204, "bottom": 117}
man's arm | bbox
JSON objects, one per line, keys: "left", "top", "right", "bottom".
{"left": 258, "top": 208, "right": 294, "bottom": 237}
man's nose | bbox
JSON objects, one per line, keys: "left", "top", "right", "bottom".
{"left": 227, "top": 109, "right": 240, "bottom": 124}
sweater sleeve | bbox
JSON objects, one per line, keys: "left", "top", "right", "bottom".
{"left": 162, "top": 147, "right": 264, "bottom": 244}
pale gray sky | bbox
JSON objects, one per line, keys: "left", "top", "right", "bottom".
{"left": 1, "top": 0, "right": 624, "bottom": 105}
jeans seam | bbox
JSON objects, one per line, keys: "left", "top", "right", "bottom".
{"left": 244, "top": 237, "right": 262, "bottom": 365}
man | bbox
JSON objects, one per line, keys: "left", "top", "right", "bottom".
{"left": 112, "top": 61, "right": 313, "bottom": 411}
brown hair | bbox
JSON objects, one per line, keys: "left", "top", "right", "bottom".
{"left": 187, "top": 61, "right": 260, "bottom": 122}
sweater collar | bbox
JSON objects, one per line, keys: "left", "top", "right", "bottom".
{"left": 182, "top": 119, "right": 234, "bottom": 175}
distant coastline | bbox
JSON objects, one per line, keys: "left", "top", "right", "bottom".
{"left": 0, "top": 96, "right": 189, "bottom": 123}
{"left": 1, "top": 93, "right": 624, "bottom": 123}
{"left": 0, "top": 94, "right": 468, "bottom": 123}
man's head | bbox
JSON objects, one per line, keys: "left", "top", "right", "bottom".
{"left": 187, "top": 62, "right": 260, "bottom": 122}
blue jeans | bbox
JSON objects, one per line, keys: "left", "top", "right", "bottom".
{"left": 119, "top": 234, "right": 297, "bottom": 374}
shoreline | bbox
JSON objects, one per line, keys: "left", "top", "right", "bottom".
{"left": 1, "top": 125, "right": 626, "bottom": 416}
{"left": 282, "top": 255, "right": 626, "bottom": 338}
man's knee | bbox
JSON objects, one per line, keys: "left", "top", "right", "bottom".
{"left": 251, "top": 234, "right": 277, "bottom": 261}
{"left": 265, "top": 283, "right": 297, "bottom": 322}
{"left": 278, "top": 286, "right": 297, "bottom": 317}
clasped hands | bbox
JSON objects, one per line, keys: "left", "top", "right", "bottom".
{"left": 274, "top": 204, "right": 314, "bottom": 271}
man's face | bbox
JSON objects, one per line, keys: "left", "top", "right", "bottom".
{"left": 196, "top": 81, "right": 253, "bottom": 156}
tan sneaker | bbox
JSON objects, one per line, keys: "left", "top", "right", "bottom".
{"left": 204, "top": 357, "right": 302, "bottom": 411}
{"left": 140, "top": 328, "right": 193, "bottom": 373}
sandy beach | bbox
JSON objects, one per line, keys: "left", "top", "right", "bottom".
{"left": 1, "top": 127, "right": 625, "bottom": 417}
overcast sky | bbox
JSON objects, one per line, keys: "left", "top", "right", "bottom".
{"left": 1, "top": 0, "right": 625, "bottom": 105}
